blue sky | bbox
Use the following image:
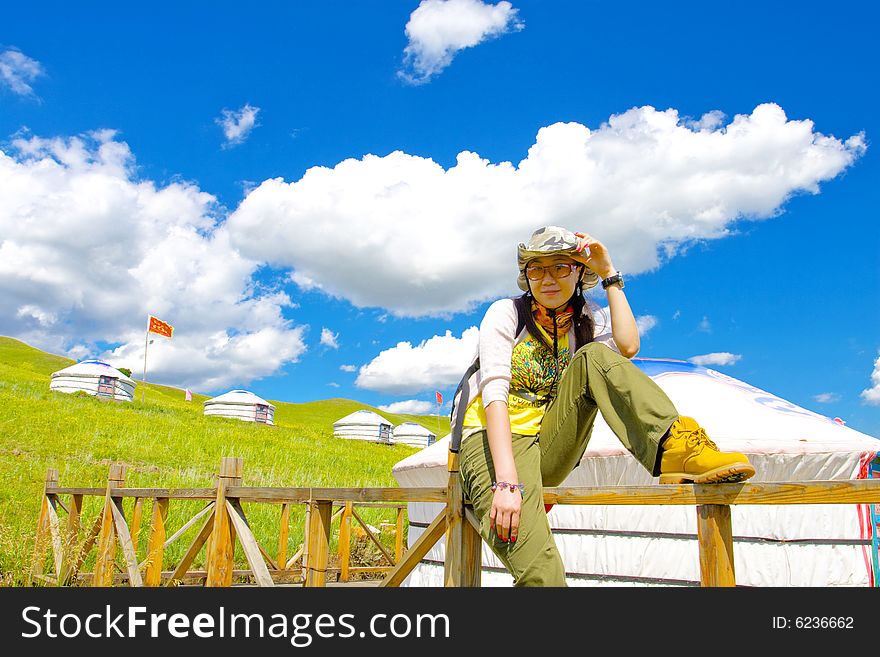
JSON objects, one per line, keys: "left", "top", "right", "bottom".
{"left": 2, "top": 0, "right": 878, "bottom": 436}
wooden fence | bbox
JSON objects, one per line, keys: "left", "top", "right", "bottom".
{"left": 30, "top": 455, "right": 880, "bottom": 587}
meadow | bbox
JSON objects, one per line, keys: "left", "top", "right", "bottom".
{"left": 0, "top": 336, "right": 450, "bottom": 586}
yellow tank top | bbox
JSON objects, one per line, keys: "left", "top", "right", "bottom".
{"left": 463, "top": 326, "right": 571, "bottom": 435}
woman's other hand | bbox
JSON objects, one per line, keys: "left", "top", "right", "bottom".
{"left": 489, "top": 483, "right": 521, "bottom": 543}
{"left": 575, "top": 232, "right": 616, "bottom": 279}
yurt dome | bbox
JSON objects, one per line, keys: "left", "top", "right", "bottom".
{"left": 392, "top": 422, "right": 436, "bottom": 448}
{"left": 333, "top": 410, "right": 392, "bottom": 444}
{"left": 204, "top": 390, "right": 275, "bottom": 425}
{"left": 50, "top": 360, "right": 136, "bottom": 402}
{"left": 393, "top": 358, "right": 880, "bottom": 587}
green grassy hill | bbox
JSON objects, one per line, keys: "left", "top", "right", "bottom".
{"left": 0, "top": 336, "right": 450, "bottom": 586}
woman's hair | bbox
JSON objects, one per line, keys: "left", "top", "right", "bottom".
{"left": 513, "top": 268, "right": 597, "bottom": 349}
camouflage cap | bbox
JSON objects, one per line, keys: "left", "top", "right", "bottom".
{"left": 516, "top": 225, "right": 600, "bottom": 291}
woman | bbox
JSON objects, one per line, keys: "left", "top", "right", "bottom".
{"left": 457, "top": 225, "right": 755, "bottom": 587}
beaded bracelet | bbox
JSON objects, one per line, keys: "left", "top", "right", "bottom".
{"left": 491, "top": 481, "right": 525, "bottom": 497}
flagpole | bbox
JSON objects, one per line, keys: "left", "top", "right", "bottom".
{"left": 141, "top": 316, "right": 149, "bottom": 403}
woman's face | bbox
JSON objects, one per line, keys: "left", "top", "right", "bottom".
{"left": 525, "top": 255, "right": 581, "bottom": 310}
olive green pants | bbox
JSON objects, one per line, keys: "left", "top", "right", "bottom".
{"left": 459, "top": 342, "right": 679, "bottom": 587}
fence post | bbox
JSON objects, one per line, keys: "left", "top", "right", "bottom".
{"left": 144, "top": 498, "right": 169, "bottom": 586}
{"left": 206, "top": 457, "right": 243, "bottom": 587}
{"left": 29, "top": 468, "right": 59, "bottom": 584}
{"left": 338, "top": 501, "right": 353, "bottom": 582}
{"left": 93, "top": 464, "right": 126, "bottom": 586}
{"left": 278, "top": 503, "right": 291, "bottom": 569}
{"left": 59, "top": 492, "right": 83, "bottom": 585}
{"left": 395, "top": 505, "right": 405, "bottom": 563}
{"left": 697, "top": 504, "right": 736, "bottom": 587}
{"left": 303, "top": 498, "right": 332, "bottom": 587}
{"left": 444, "top": 451, "right": 481, "bottom": 586}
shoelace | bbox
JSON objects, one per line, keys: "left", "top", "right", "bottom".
{"left": 685, "top": 427, "right": 719, "bottom": 452}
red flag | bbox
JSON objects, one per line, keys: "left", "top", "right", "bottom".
{"left": 435, "top": 390, "right": 442, "bottom": 405}
{"left": 148, "top": 315, "right": 174, "bottom": 338}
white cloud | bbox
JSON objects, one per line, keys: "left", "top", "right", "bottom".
{"left": 861, "top": 353, "right": 880, "bottom": 406}
{"left": 636, "top": 315, "right": 658, "bottom": 335}
{"left": 378, "top": 400, "right": 436, "bottom": 415}
{"left": 339, "top": 364, "right": 357, "bottom": 372}
{"left": 688, "top": 352, "right": 742, "bottom": 367}
{"left": 355, "top": 327, "right": 479, "bottom": 394}
{"left": 0, "top": 131, "right": 306, "bottom": 391}
{"left": 399, "top": 0, "right": 524, "bottom": 84}
{"left": 698, "top": 316, "right": 712, "bottom": 333}
{"left": 0, "top": 48, "right": 44, "bottom": 96}
{"left": 814, "top": 392, "right": 841, "bottom": 404}
{"left": 227, "top": 104, "right": 865, "bottom": 317}
{"left": 216, "top": 103, "right": 260, "bottom": 147}
{"left": 320, "top": 327, "right": 339, "bottom": 349}
{"left": 328, "top": 382, "right": 340, "bottom": 388}
{"left": 592, "top": 305, "right": 656, "bottom": 336}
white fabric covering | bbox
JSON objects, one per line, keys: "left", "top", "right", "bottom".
{"left": 333, "top": 410, "right": 393, "bottom": 443}
{"left": 204, "top": 389, "right": 275, "bottom": 425}
{"left": 50, "top": 360, "right": 136, "bottom": 402}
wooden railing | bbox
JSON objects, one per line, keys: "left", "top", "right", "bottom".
{"left": 30, "top": 455, "right": 880, "bottom": 587}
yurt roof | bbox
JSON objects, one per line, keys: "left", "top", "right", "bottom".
{"left": 394, "top": 422, "right": 435, "bottom": 436}
{"left": 334, "top": 410, "right": 392, "bottom": 426}
{"left": 51, "top": 360, "right": 135, "bottom": 384}
{"left": 204, "top": 389, "right": 275, "bottom": 408}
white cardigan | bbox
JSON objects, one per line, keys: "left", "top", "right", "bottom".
{"left": 477, "top": 297, "right": 621, "bottom": 409}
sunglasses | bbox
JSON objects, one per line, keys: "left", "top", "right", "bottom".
{"left": 524, "top": 262, "right": 580, "bottom": 281}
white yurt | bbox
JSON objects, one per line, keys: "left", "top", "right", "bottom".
{"left": 333, "top": 410, "right": 392, "bottom": 444}
{"left": 393, "top": 358, "right": 880, "bottom": 587}
{"left": 392, "top": 422, "right": 437, "bottom": 448}
{"left": 49, "top": 360, "right": 136, "bottom": 402}
{"left": 203, "top": 390, "right": 275, "bottom": 425}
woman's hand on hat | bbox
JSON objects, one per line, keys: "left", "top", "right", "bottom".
{"left": 574, "top": 232, "right": 616, "bottom": 279}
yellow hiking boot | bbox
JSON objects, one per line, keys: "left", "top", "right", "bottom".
{"left": 659, "top": 416, "right": 755, "bottom": 484}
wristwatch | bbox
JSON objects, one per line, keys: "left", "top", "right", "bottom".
{"left": 601, "top": 272, "right": 625, "bottom": 290}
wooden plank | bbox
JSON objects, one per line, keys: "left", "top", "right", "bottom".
{"left": 93, "top": 465, "right": 125, "bottom": 587}
{"left": 460, "top": 505, "right": 482, "bottom": 587}
{"left": 225, "top": 500, "right": 275, "bottom": 587}
{"left": 165, "top": 510, "right": 215, "bottom": 587}
{"left": 130, "top": 498, "right": 144, "bottom": 554}
{"left": 74, "top": 513, "right": 104, "bottom": 575}
{"left": 697, "top": 504, "right": 736, "bottom": 587}
{"left": 303, "top": 500, "right": 332, "bottom": 587}
{"left": 379, "top": 510, "right": 446, "bottom": 588}
{"left": 205, "top": 457, "right": 242, "bottom": 587}
{"left": 46, "top": 480, "right": 880, "bottom": 507}
{"left": 543, "top": 480, "right": 880, "bottom": 506}
{"left": 395, "top": 506, "right": 405, "bottom": 563}
{"left": 338, "top": 501, "right": 352, "bottom": 582}
{"left": 285, "top": 545, "right": 304, "bottom": 570}
{"left": 59, "top": 494, "right": 83, "bottom": 585}
{"left": 444, "top": 451, "right": 465, "bottom": 587}
{"left": 277, "top": 503, "right": 290, "bottom": 567}
{"left": 93, "top": 499, "right": 117, "bottom": 586}
{"left": 144, "top": 498, "right": 169, "bottom": 587}
{"left": 225, "top": 486, "right": 447, "bottom": 503}
{"left": 157, "top": 502, "right": 215, "bottom": 553}
{"left": 29, "top": 469, "right": 59, "bottom": 583}
{"left": 110, "top": 498, "right": 144, "bottom": 587}
{"left": 46, "top": 495, "right": 63, "bottom": 578}
{"left": 351, "top": 507, "right": 395, "bottom": 566}
{"left": 29, "top": 494, "right": 50, "bottom": 582}
{"left": 48, "top": 487, "right": 216, "bottom": 500}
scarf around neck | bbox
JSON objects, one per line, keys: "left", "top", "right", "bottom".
{"left": 531, "top": 299, "right": 575, "bottom": 337}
